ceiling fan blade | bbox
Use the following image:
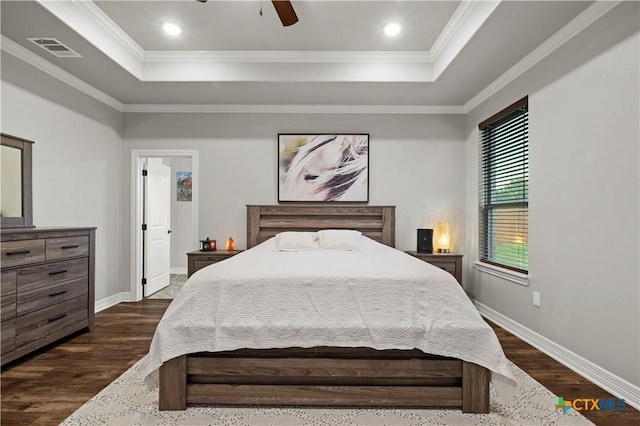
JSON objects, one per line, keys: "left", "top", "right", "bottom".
{"left": 271, "top": 0, "right": 298, "bottom": 27}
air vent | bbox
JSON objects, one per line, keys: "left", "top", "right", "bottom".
{"left": 27, "top": 38, "right": 82, "bottom": 58}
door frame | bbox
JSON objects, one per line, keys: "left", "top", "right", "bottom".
{"left": 131, "top": 149, "right": 199, "bottom": 302}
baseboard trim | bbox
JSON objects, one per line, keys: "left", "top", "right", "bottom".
{"left": 95, "top": 292, "right": 132, "bottom": 313}
{"left": 170, "top": 267, "right": 187, "bottom": 275}
{"left": 474, "top": 300, "right": 640, "bottom": 410}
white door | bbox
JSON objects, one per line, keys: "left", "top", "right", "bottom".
{"left": 145, "top": 158, "right": 171, "bottom": 296}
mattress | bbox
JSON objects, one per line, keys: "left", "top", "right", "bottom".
{"left": 143, "top": 236, "right": 514, "bottom": 387}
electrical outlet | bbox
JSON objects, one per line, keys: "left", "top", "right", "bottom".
{"left": 533, "top": 291, "right": 541, "bottom": 307}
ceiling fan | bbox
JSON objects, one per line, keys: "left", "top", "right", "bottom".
{"left": 196, "top": 0, "right": 299, "bottom": 27}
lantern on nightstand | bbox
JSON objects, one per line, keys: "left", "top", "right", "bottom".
{"left": 436, "top": 221, "right": 450, "bottom": 253}
{"left": 200, "top": 238, "right": 216, "bottom": 251}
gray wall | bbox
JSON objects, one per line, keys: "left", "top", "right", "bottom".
{"left": 1, "top": 52, "right": 126, "bottom": 301}
{"left": 463, "top": 3, "right": 639, "bottom": 387}
{"left": 122, "top": 113, "right": 467, "bottom": 256}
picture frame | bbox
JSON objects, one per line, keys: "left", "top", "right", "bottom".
{"left": 176, "top": 172, "right": 192, "bottom": 201}
{"left": 278, "top": 134, "right": 369, "bottom": 202}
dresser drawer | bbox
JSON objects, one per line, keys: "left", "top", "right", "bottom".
{"left": 187, "top": 250, "right": 243, "bottom": 277}
{"left": 46, "top": 236, "right": 89, "bottom": 261}
{"left": 16, "top": 296, "right": 88, "bottom": 348}
{"left": 17, "top": 258, "right": 88, "bottom": 293}
{"left": 404, "top": 252, "right": 463, "bottom": 285}
{"left": 192, "top": 260, "right": 223, "bottom": 273}
{"left": 17, "top": 277, "right": 88, "bottom": 316}
{"left": 1, "top": 239, "right": 45, "bottom": 268}
{"left": 1, "top": 319, "right": 16, "bottom": 354}
{"left": 428, "top": 260, "right": 457, "bottom": 277}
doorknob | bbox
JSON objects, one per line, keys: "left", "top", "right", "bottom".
{"left": 168, "top": 230, "right": 172, "bottom": 234}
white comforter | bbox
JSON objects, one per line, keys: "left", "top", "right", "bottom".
{"left": 143, "top": 237, "right": 514, "bottom": 387}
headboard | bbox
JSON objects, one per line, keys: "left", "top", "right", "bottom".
{"left": 247, "top": 205, "right": 395, "bottom": 248}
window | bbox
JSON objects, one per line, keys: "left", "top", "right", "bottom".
{"left": 479, "top": 96, "right": 528, "bottom": 273}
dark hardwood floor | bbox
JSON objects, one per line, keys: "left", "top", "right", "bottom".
{"left": 1, "top": 300, "right": 168, "bottom": 425}
{"left": 1, "top": 299, "right": 638, "bottom": 425}
{"left": 490, "top": 323, "right": 639, "bottom": 426}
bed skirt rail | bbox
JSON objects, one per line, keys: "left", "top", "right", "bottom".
{"left": 159, "top": 348, "right": 490, "bottom": 413}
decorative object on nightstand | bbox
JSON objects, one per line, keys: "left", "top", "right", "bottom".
{"left": 405, "top": 251, "right": 463, "bottom": 284}
{"left": 225, "top": 237, "right": 235, "bottom": 250}
{"left": 187, "top": 249, "right": 243, "bottom": 277}
{"left": 417, "top": 228, "right": 433, "bottom": 253}
{"left": 199, "top": 238, "right": 216, "bottom": 251}
{"left": 435, "top": 221, "right": 450, "bottom": 253}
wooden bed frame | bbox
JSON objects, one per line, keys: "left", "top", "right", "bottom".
{"left": 159, "top": 205, "right": 490, "bottom": 413}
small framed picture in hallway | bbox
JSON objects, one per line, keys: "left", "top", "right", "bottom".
{"left": 177, "top": 172, "right": 192, "bottom": 201}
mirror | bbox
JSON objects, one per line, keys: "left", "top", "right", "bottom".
{"left": 1, "top": 133, "right": 34, "bottom": 228}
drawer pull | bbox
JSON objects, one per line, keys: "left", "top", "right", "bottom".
{"left": 48, "top": 269, "right": 68, "bottom": 276}
{"left": 61, "top": 245, "right": 80, "bottom": 249}
{"left": 49, "top": 290, "right": 68, "bottom": 297}
{"left": 48, "top": 314, "right": 67, "bottom": 323}
{"left": 6, "top": 250, "right": 31, "bottom": 256}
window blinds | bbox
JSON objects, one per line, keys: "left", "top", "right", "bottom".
{"left": 479, "top": 97, "right": 529, "bottom": 273}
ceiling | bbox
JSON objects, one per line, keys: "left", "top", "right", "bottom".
{"left": 0, "top": 0, "right": 605, "bottom": 113}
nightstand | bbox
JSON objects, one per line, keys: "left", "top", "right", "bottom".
{"left": 405, "top": 251, "right": 463, "bottom": 284}
{"left": 187, "top": 250, "right": 243, "bottom": 277}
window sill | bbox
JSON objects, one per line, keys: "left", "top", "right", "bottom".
{"left": 473, "top": 261, "right": 529, "bottom": 286}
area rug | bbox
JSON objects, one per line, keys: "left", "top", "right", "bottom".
{"left": 61, "top": 357, "right": 592, "bottom": 425}
{"left": 146, "top": 274, "right": 187, "bottom": 299}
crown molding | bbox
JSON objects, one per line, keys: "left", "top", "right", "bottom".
{"left": 143, "top": 50, "right": 432, "bottom": 64}
{"left": 1, "top": 35, "right": 124, "bottom": 112}
{"left": 143, "top": 1, "right": 495, "bottom": 68}
{"left": 37, "top": 0, "right": 493, "bottom": 72}
{"left": 0, "top": 34, "right": 458, "bottom": 114}
{"left": 3, "top": 1, "right": 621, "bottom": 116}
{"left": 464, "top": 0, "right": 622, "bottom": 113}
{"left": 72, "top": 0, "right": 144, "bottom": 61}
{"left": 433, "top": 0, "right": 501, "bottom": 79}
{"left": 122, "top": 104, "right": 465, "bottom": 114}
{"left": 36, "top": 0, "right": 143, "bottom": 79}
{"left": 33, "top": 0, "right": 500, "bottom": 80}
{"left": 430, "top": 0, "right": 479, "bottom": 61}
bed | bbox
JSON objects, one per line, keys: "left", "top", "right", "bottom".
{"left": 146, "top": 205, "right": 512, "bottom": 413}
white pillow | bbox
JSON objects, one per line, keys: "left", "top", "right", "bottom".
{"left": 317, "top": 229, "right": 363, "bottom": 251}
{"left": 274, "top": 232, "right": 319, "bottom": 251}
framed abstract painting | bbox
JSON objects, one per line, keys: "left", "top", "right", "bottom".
{"left": 278, "top": 134, "right": 369, "bottom": 202}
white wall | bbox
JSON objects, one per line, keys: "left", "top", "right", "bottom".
{"left": 123, "top": 113, "right": 467, "bottom": 262}
{"left": 464, "top": 2, "right": 639, "bottom": 388}
{"left": 168, "top": 157, "right": 194, "bottom": 271}
{"left": 1, "top": 52, "right": 125, "bottom": 302}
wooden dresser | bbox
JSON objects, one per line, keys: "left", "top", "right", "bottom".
{"left": 1, "top": 227, "right": 95, "bottom": 366}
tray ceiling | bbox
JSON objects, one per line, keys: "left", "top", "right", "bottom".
{"left": 0, "top": 1, "right": 600, "bottom": 112}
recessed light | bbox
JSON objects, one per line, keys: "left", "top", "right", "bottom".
{"left": 162, "top": 22, "right": 182, "bottom": 36}
{"left": 384, "top": 22, "right": 401, "bottom": 37}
